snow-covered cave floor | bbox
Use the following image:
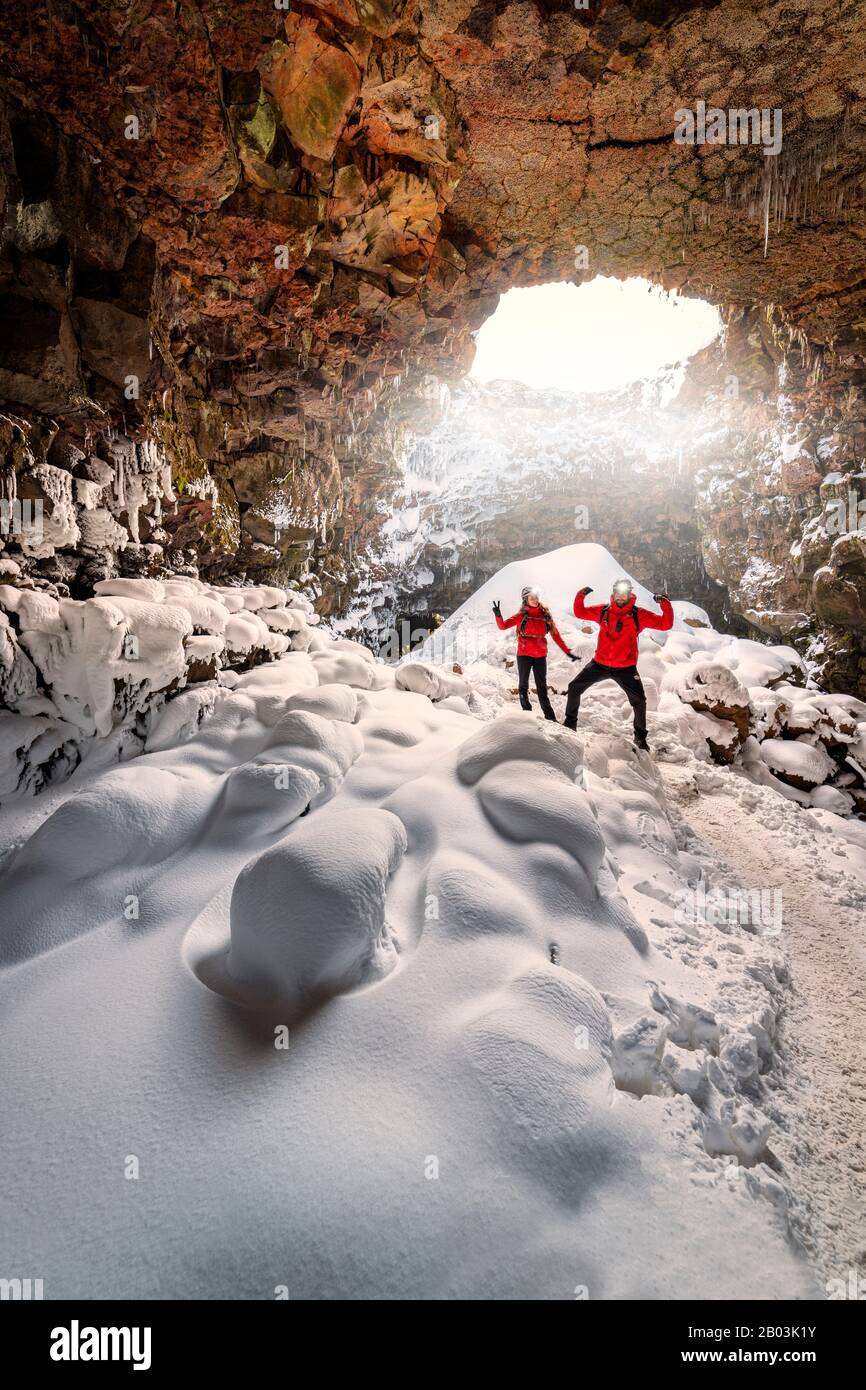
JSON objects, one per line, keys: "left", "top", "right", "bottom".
{"left": 1, "top": 644, "right": 863, "bottom": 1299}
{"left": 659, "top": 764, "right": 866, "bottom": 1289}
{"left": 534, "top": 671, "right": 866, "bottom": 1290}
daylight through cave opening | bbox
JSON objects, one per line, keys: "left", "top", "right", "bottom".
{"left": 369, "top": 277, "right": 733, "bottom": 657}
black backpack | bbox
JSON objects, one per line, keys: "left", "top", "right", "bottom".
{"left": 600, "top": 604, "right": 640, "bottom": 637}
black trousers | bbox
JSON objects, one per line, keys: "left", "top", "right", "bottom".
{"left": 564, "top": 660, "right": 647, "bottom": 738}
{"left": 517, "top": 655, "right": 555, "bottom": 716}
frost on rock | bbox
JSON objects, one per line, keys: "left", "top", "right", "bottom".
{"left": 0, "top": 574, "right": 331, "bottom": 799}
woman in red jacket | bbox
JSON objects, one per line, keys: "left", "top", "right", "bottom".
{"left": 493, "top": 585, "right": 576, "bottom": 720}
{"left": 564, "top": 579, "right": 674, "bottom": 750}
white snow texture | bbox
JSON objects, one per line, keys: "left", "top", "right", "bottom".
{"left": 1, "top": 542, "right": 864, "bottom": 1300}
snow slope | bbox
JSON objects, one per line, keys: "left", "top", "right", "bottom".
{"left": 415, "top": 541, "right": 654, "bottom": 667}
{"left": 1, "top": 545, "right": 864, "bottom": 1299}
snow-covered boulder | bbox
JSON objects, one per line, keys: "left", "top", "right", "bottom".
{"left": 665, "top": 659, "right": 751, "bottom": 761}
{"left": 760, "top": 737, "right": 835, "bottom": 790}
{"left": 310, "top": 647, "right": 376, "bottom": 689}
{"left": 396, "top": 659, "right": 470, "bottom": 702}
{"left": 226, "top": 808, "right": 406, "bottom": 1011}
{"left": 225, "top": 610, "right": 271, "bottom": 658}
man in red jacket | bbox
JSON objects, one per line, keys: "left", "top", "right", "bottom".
{"left": 564, "top": 579, "right": 674, "bottom": 750}
{"left": 493, "top": 585, "right": 576, "bottom": 720}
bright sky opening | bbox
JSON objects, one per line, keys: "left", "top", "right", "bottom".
{"left": 471, "top": 277, "right": 722, "bottom": 393}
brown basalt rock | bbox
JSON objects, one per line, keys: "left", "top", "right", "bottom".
{"left": 780, "top": 441, "right": 822, "bottom": 497}
{"left": 687, "top": 699, "right": 751, "bottom": 746}
{"left": 260, "top": 19, "right": 363, "bottom": 163}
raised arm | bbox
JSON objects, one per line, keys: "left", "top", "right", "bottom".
{"left": 492, "top": 600, "right": 520, "bottom": 631}
{"left": 573, "top": 587, "right": 605, "bottom": 623}
{"left": 637, "top": 595, "right": 674, "bottom": 632}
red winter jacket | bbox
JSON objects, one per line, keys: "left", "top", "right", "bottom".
{"left": 495, "top": 604, "right": 572, "bottom": 658}
{"left": 574, "top": 591, "right": 674, "bottom": 667}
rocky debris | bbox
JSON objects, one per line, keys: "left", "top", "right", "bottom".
{"left": 699, "top": 674, "right": 866, "bottom": 805}
{"left": 639, "top": 619, "right": 866, "bottom": 801}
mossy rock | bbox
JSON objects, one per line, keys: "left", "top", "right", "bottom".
{"left": 261, "top": 31, "right": 361, "bottom": 163}
{"left": 355, "top": 1, "right": 405, "bottom": 37}
{"left": 230, "top": 84, "right": 277, "bottom": 162}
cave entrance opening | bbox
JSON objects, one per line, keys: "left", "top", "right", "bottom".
{"left": 383, "top": 277, "right": 730, "bottom": 656}
{"left": 471, "top": 277, "right": 721, "bottom": 394}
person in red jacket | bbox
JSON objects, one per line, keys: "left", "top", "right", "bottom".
{"left": 564, "top": 579, "right": 674, "bottom": 750}
{"left": 493, "top": 585, "right": 576, "bottom": 720}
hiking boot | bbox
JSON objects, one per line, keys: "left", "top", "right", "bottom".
{"left": 518, "top": 694, "right": 532, "bottom": 711}
{"left": 562, "top": 719, "right": 577, "bottom": 733}
{"left": 634, "top": 732, "right": 650, "bottom": 752}
{"left": 542, "top": 708, "right": 558, "bottom": 722}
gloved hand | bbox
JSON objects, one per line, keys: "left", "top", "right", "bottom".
{"left": 652, "top": 592, "right": 669, "bottom": 603}
{"left": 492, "top": 600, "right": 502, "bottom": 618}
{"left": 578, "top": 585, "right": 592, "bottom": 596}
{"left": 568, "top": 653, "right": 578, "bottom": 662}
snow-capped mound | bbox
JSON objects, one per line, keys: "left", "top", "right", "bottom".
{"left": 415, "top": 542, "right": 721, "bottom": 671}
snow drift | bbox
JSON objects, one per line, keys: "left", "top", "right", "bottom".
{"left": 1, "top": 542, "right": 864, "bottom": 1299}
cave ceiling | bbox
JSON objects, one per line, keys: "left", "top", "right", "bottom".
{"left": 1, "top": 0, "right": 865, "bottom": 604}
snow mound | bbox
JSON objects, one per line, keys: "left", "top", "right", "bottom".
{"left": 396, "top": 660, "right": 470, "bottom": 701}
{"left": 416, "top": 541, "right": 653, "bottom": 665}
{"left": 309, "top": 646, "right": 376, "bottom": 689}
{"left": 282, "top": 683, "right": 359, "bottom": 724}
{"left": 227, "top": 808, "right": 406, "bottom": 1011}
{"left": 476, "top": 760, "right": 605, "bottom": 879}
{"left": 456, "top": 714, "right": 583, "bottom": 785}
{"left": 258, "top": 709, "right": 364, "bottom": 808}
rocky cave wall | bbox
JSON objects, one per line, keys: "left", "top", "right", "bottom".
{"left": 1, "top": 2, "right": 865, "bottom": 689}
